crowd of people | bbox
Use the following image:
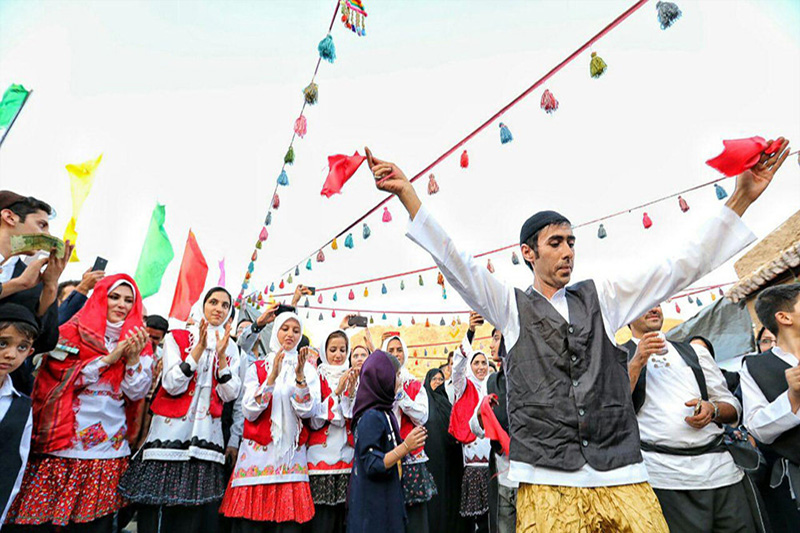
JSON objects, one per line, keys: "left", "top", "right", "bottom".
{"left": 0, "top": 140, "right": 798, "bottom": 533}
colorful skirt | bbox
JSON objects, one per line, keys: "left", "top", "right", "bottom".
{"left": 459, "top": 465, "right": 489, "bottom": 517}
{"left": 401, "top": 462, "right": 437, "bottom": 505}
{"left": 119, "top": 453, "right": 225, "bottom": 506}
{"left": 5, "top": 455, "right": 127, "bottom": 526}
{"left": 309, "top": 473, "right": 350, "bottom": 506}
{"left": 219, "top": 479, "right": 315, "bottom": 523}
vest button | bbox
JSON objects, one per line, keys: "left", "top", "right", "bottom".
{"left": 571, "top": 355, "right": 577, "bottom": 363}
{"left": 572, "top": 380, "right": 579, "bottom": 387}
{"left": 582, "top": 439, "right": 588, "bottom": 447}
{"left": 568, "top": 325, "right": 575, "bottom": 334}
{"left": 579, "top": 408, "right": 585, "bottom": 416}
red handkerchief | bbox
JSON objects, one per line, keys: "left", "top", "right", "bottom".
{"left": 706, "top": 136, "right": 768, "bottom": 177}
{"left": 321, "top": 151, "right": 366, "bottom": 197}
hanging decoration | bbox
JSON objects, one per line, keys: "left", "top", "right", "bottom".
{"left": 711, "top": 292, "right": 717, "bottom": 301}
{"left": 295, "top": 265, "right": 300, "bottom": 276}
{"left": 460, "top": 150, "right": 469, "bottom": 168}
{"left": 714, "top": 184, "right": 728, "bottom": 200}
{"left": 272, "top": 194, "right": 280, "bottom": 209}
{"left": 428, "top": 174, "right": 439, "bottom": 195}
{"left": 318, "top": 34, "right": 336, "bottom": 63}
{"left": 340, "top": 0, "right": 368, "bottom": 36}
{"left": 319, "top": 313, "right": 324, "bottom": 321}
{"left": 437, "top": 273, "right": 445, "bottom": 288}
{"left": 499, "top": 123, "right": 513, "bottom": 144}
{"left": 590, "top": 51, "right": 607, "bottom": 78}
{"left": 332, "top": 238, "right": 338, "bottom": 250}
{"left": 418, "top": 275, "right": 424, "bottom": 286}
{"left": 279, "top": 279, "right": 285, "bottom": 289}
{"left": 425, "top": 318, "right": 431, "bottom": 328}
{"left": 678, "top": 196, "right": 689, "bottom": 212}
{"left": 277, "top": 170, "right": 289, "bottom": 186}
{"left": 265, "top": 211, "right": 272, "bottom": 226}
{"left": 381, "top": 283, "right": 387, "bottom": 295}
{"left": 688, "top": 295, "right": 694, "bottom": 304}
{"left": 696, "top": 297, "right": 703, "bottom": 306}
{"left": 270, "top": 282, "right": 275, "bottom": 292}
{"left": 642, "top": 212, "right": 653, "bottom": 229}
{"left": 284, "top": 146, "right": 295, "bottom": 165}
{"left": 293, "top": 115, "right": 307, "bottom": 138}
{"left": 318, "top": 294, "right": 323, "bottom": 304}
{"left": 382, "top": 313, "right": 387, "bottom": 320}
{"left": 511, "top": 251, "right": 520, "bottom": 265}
{"left": 333, "top": 292, "right": 338, "bottom": 301}
{"left": 398, "top": 318, "right": 403, "bottom": 326}
{"left": 487, "top": 259, "right": 495, "bottom": 273}
{"left": 317, "top": 250, "right": 325, "bottom": 263}
{"left": 411, "top": 317, "right": 416, "bottom": 325}
{"left": 306, "top": 258, "right": 312, "bottom": 270}
{"left": 287, "top": 273, "right": 293, "bottom": 284}
{"left": 344, "top": 233, "right": 354, "bottom": 249}
{"left": 400, "top": 280, "right": 405, "bottom": 291}
{"left": 348, "top": 289, "right": 355, "bottom": 300}
{"left": 675, "top": 302, "right": 681, "bottom": 313}
{"left": 656, "top": 2, "right": 682, "bottom": 30}
{"left": 304, "top": 297, "right": 310, "bottom": 307}
{"left": 597, "top": 224, "right": 607, "bottom": 239}
{"left": 440, "top": 317, "right": 446, "bottom": 326}
{"left": 332, "top": 310, "right": 337, "bottom": 318}
{"left": 303, "top": 82, "right": 319, "bottom": 105}
{"left": 363, "top": 223, "right": 371, "bottom": 239}
{"left": 259, "top": 227, "right": 268, "bottom": 242}
{"left": 382, "top": 207, "right": 392, "bottom": 223}
{"left": 364, "top": 286, "right": 369, "bottom": 297}
{"left": 540, "top": 89, "right": 559, "bottom": 114}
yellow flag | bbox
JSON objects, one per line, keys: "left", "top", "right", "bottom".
{"left": 63, "top": 154, "right": 102, "bottom": 262}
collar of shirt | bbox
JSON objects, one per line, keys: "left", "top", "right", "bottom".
{"left": 0, "top": 376, "right": 20, "bottom": 399}
{"left": 772, "top": 346, "right": 800, "bottom": 366}
{"left": 530, "top": 285, "right": 569, "bottom": 322}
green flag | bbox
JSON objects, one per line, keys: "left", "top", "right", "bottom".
{"left": 134, "top": 204, "right": 175, "bottom": 299}
{"left": 0, "top": 84, "right": 30, "bottom": 133}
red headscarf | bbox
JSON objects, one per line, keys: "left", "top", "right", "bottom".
{"left": 32, "top": 273, "right": 153, "bottom": 453}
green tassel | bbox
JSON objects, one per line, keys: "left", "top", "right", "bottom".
{"left": 590, "top": 52, "right": 607, "bottom": 78}
{"left": 284, "top": 146, "right": 295, "bottom": 165}
{"left": 303, "top": 82, "right": 319, "bottom": 105}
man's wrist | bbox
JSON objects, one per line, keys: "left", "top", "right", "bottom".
{"left": 725, "top": 190, "right": 751, "bottom": 218}
{"left": 76, "top": 284, "right": 90, "bottom": 295}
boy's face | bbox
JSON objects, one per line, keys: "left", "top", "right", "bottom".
{"left": 0, "top": 326, "right": 35, "bottom": 380}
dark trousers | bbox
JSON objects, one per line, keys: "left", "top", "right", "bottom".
{"left": 405, "top": 502, "right": 429, "bottom": 533}
{"left": 760, "top": 476, "right": 800, "bottom": 533}
{"left": 231, "top": 519, "right": 303, "bottom": 533}
{"left": 306, "top": 503, "right": 345, "bottom": 533}
{"left": 488, "top": 452, "right": 516, "bottom": 533}
{"left": 5, "top": 514, "right": 114, "bottom": 533}
{"left": 137, "top": 502, "right": 220, "bottom": 533}
{"left": 654, "top": 479, "right": 758, "bottom": 533}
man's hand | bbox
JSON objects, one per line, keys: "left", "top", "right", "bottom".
{"left": 468, "top": 311, "right": 484, "bottom": 333}
{"left": 726, "top": 138, "right": 791, "bottom": 216}
{"left": 76, "top": 270, "right": 105, "bottom": 295}
{"left": 684, "top": 399, "right": 715, "bottom": 429}
{"left": 1, "top": 257, "right": 47, "bottom": 298}
{"left": 225, "top": 446, "right": 238, "bottom": 466}
{"left": 365, "top": 147, "right": 422, "bottom": 219}
{"left": 40, "top": 241, "right": 74, "bottom": 288}
{"left": 629, "top": 332, "right": 664, "bottom": 372}
{"left": 786, "top": 365, "right": 800, "bottom": 414}
{"left": 291, "top": 285, "right": 313, "bottom": 308}
{"left": 256, "top": 303, "right": 279, "bottom": 328}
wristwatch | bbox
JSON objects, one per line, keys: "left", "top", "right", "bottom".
{"left": 711, "top": 401, "right": 720, "bottom": 422}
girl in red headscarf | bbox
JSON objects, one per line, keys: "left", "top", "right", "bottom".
{"left": 5, "top": 274, "right": 152, "bottom": 531}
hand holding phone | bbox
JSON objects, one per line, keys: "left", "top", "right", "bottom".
{"left": 348, "top": 315, "right": 368, "bottom": 328}
{"left": 92, "top": 256, "right": 108, "bottom": 272}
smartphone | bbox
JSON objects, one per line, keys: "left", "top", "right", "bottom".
{"left": 91, "top": 256, "right": 108, "bottom": 272}
{"left": 348, "top": 315, "right": 368, "bottom": 328}
{"left": 275, "top": 304, "right": 296, "bottom": 316}
{"left": 306, "top": 286, "right": 316, "bottom": 295}
{"left": 693, "top": 401, "right": 703, "bottom": 416}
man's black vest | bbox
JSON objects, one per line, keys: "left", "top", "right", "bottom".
{"left": 0, "top": 393, "right": 32, "bottom": 512}
{"left": 621, "top": 339, "right": 709, "bottom": 413}
{"left": 506, "top": 281, "right": 642, "bottom": 472}
{"left": 744, "top": 349, "right": 800, "bottom": 465}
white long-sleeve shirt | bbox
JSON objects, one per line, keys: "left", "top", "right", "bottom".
{"left": 632, "top": 338, "right": 743, "bottom": 490}
{"left": 406, "top": 203, "right": 755, "bottom": 488}
{"left": 740, "top": 346, "right": 800, "bottom": 444}
{"left": 453, "top": 335, "right": 491, "bottom": 467}
{"left": 0, "top": 376, "right": 31, "bottom": 526}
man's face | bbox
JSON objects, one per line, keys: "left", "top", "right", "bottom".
{"left": 3, "top": 209, "right": 50, "bottom": 236}
{"left": 146, "top": 327, "right": 166, "bottom": 350}
{"left": 775, "top": 297, "right": 800, "bottom": 338}
{"left": 59, "top": 284, "right": 77, "bottom": 304}
{"left": 524, "top": 224, "right": 575, "bottom": 290}
{"left": 630, "top": 306, "right": 664, "bottom": 334}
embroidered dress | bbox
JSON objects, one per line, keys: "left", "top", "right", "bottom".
{"left": 120, "top": 325, "right": 241, "bottom": 505}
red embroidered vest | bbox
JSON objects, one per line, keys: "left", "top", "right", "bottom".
{"left": 243, "top": 360, "right": 273, "bottom": 446}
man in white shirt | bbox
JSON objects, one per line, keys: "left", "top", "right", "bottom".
{"left": 626, "top": 305, "right": 757, "bottom": 532}
{"left": 364, "top": 138, "right": 790, "bottom": 532}
{"left": 741, "top": 283, "right": 800, "bottom": 533}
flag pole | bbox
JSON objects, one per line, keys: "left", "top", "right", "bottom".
{"left": 0, "top": 88, "right": 33, "bottom": 150}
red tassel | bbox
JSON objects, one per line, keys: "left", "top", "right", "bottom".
{"left": 411, "top": 316, "right": 416, "bottom": 325}
{"left": 317, "top": 294, "right": 323, "bottom": 304}
{"left": 272, "top": 194, "right": 280, "bottom": 209}
{"left": 425, "top": 318, "right": 431, "bottom": 327}
{"left": 317, "top": 250, "right": 325, "bottom": 262}
{"left": 251, "top": 251, "right": 258, "bottom": 261}
{"left": 279, "top": 279, "right": 285, "bottom": 289}
{"left": 675, "top": 302, "right": 681, "bottom": 313}
{"left": 382, "top": 207, "right": 392, "bottom": 223}
{"left": 332, "top": 310, "right": 336, "bottom": 318}
{"left": 540, "top": 89, "right": 559, "bottom": 114}
{"left": 293, "top": 115, "right": 307, "bottom": 138}
{"left": 678, "top": 196, "right": 689, "bottom": 213}
{"left": 642, "top": 212, "right": 653, "bottom": 229}
{"left": 460, "top": 150, "right": 469, "bottom": 168}
{"left": 348, "top": 289, "right": 355, "bottom": 300}
{"left": 258, "top": 227, "right": 268, "bottom": 242}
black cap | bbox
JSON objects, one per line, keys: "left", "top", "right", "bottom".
{"left": 145, "top": 314, "right": 169, "bottom": 332}
{"left": 0, "top": 303, "right": 40, "bottom": 333}
{"left": 519, "top": 210, "right": 571, "bottom": 245}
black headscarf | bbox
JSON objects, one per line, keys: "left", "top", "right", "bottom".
{"left": 352, "top": 350, "right": 401, "bottom": 435}
{"left": 424, "top": 368, "right": 451, "bottom": 426}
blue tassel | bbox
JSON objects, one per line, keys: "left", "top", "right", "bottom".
{"left": 363, "top": 223, "right": 371, "bottom": 240}
{"left": 269, "top": 282, "right": 275, "bottom": 292}
{"left": 656, "top": 2, "right": 682, "bottom": 30}
{"left": 306, "top": 259, "right": 312, "bottom": 271}
{"left": 499, "top": 122, "right": 513, "bottom": 144}
{"left": 381, "top": 283, "right": 387, "bottom": 294}
{"left": 398, "top": 318, "right": 402, "bottom": 327}
{"left": 345, "top": 233, "right": 354, "bottom": 249}
{"left": 382, "top": 313, "right": 387, "bottom": 320}
{"left": 318, "top": 34, "right": 336, "bottom": 63}
{"left": 265, "top": 212, "right": 272, "bottom": 226}
{"left": 333, "top": 292, "right": 338, "bottom": 302}
{"left": 247, "top": 262, "right": 255, "bottom": 273}
{"left": 319, "top": 313, "right": 323, "bottom": 321}
{"left": 277, "top": 170, "right": 289, "bottom": 186}
{"left": 696, "top": 297, "right": 703, "bottom": 306}
{"left": 714, "top": 184, "right": 728, "bottom": 200}
{"left": 241, "top": 283, "right": 248, "bottom": 290}
{"left": 597, "top": 224, "right": 607, "bottom": 239}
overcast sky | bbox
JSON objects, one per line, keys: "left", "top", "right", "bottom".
{"left": 1, "top": 0, "right": 798, "bottom": 340}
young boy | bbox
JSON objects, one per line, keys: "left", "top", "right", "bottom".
{"left": 742, "top": 283, "right": 800, "bottom": 533}
{"left": 0, "top": 303, "right": 39, "bottom": 525}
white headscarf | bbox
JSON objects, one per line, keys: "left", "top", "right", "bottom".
{"left": 189, "top": 288, "right": 234, "bottom": 350}
{"left": 317, "top": 329, "right": 350, "bottom": 385}
{"left": 381, "top": 334, "right": 415, "bottom": 383}
{"left": 105, "top": 279, "right": 136, "bottom": 352}
{"left": 267, "top": 311, "right": 310, "bottom": 462}
{"left": 466, "top": 350, "right": 489, "bottom": 397}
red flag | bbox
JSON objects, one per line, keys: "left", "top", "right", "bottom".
{"left": 169, "top": 230, "right": 209, "bottom": 320}
{"left": 705, "top": 136, "right": 782, "bottom": 177}
{"left": 480, "top": 394, "right": 510, "bottom": 456}
{"left": 320, "top": 151, "right": 366, "bottom": 198}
